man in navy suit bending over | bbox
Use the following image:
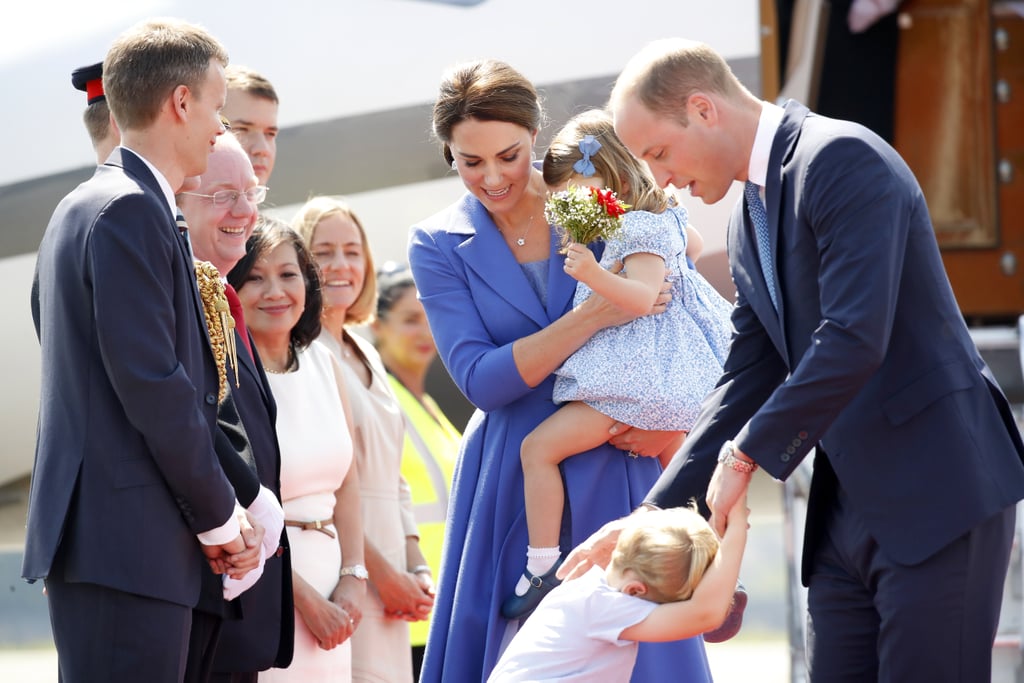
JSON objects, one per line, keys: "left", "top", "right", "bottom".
{"left": 25, "top": 19, "right": 261, "bottom": 683}
{"left": 563, "top": 38, "right": 1024, "bottom": 681}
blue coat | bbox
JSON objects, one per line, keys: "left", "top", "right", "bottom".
{"left": 650, "top": 102, "right": 1024, "bottom": 576}
{"left": 410, "top": 194, "right": 711, "bottom": 682}
{"left": 24, "top": 148, "right": 237, "bottom": 606}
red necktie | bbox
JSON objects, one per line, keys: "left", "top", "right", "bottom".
{"left": 224, "top": 283, "right": 255, "bottom": 362}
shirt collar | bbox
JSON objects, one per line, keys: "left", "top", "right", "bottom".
{"left": 747, "top": 101, "right": 785, "bottom": 188}
{"left": 118, "top": 145, "right": 178, "bottom": 216}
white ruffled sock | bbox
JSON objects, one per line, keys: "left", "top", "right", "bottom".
{"left": 515, "top": 545, "right": 561, "bottom": 596}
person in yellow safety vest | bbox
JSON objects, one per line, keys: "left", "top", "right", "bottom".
{"left": 372, "top": 262, "right": 461, "bottom": 680}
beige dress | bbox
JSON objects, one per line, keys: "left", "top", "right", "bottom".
{"left": 320, "top": 330, "right": 416, "bottom": 683}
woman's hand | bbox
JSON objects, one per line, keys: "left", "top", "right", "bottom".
{"left": 607, "top": 424, "right": 686, "bottom": 458}
{"left": 331, "top": 575, "right": 366, "bottom": 633}
{"left": 375, "top": 566, "right": 435, "bottom": 622}
{"left": 294, "top": 575, "right": 356, "bottom": 649}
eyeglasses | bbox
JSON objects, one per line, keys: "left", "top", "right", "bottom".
{"left": 181, "top": 186, "right": 268, "bottom": 207}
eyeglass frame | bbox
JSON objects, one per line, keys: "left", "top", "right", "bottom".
{"left": 180, "top": 185, "right": 269, "bottom": 207}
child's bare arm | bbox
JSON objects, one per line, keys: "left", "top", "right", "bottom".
{"left": 620, "top": 498, "right": 749, "bottom": 643}
{"left": 564, "top": 244, "right": 664, "bottom": 317}
{"left": 686, "top": 224, "right": 704, "bottom": 263}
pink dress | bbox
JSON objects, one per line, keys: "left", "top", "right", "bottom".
{"left": 260, "top": 341, "right": 354, "bottom": 682}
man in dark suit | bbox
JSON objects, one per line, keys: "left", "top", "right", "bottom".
{"left": 563, "top": 38, "right": 1024, "bottom": 681}
{"left": 179, "top": 133, "right": 295, "bottom": 682}
{"left": 25, "top": 19, "right": 262, "bottom": 683}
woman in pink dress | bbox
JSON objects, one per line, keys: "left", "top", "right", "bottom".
{"left": 229, "top": 218, "right": 366, "bottom": 682}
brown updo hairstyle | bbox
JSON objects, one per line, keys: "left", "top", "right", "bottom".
{"left": 291, "top": 196, "right": 378, "bottom": 326}
{"left": 227, "top": 215, "right": 323, "bottom": 350}
{"left": 432, "top": 59, "right": 544, "bottom": 166}
{"left": 543, "top": 108, "right": 671, "bottom": 214}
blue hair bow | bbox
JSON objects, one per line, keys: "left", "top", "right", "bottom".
{"left": 573, "top": 135, "right": 602, "bottom": 177}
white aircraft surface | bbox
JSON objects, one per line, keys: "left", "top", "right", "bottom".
{"left": 0, "top": 0, "right": 760, "bottom": 484}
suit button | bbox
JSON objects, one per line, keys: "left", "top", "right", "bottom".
{"left": 786, "top": 446, "right": 796, "bottom": 454}
{"left": 276, "top": 545, "right": 285, "bottom": 558}
{"left": 780, "top": 453, "right": 791, "bottom": 462}
{"left": 792, "top": 438, "right": 802, "bottom": 447}
{"left": 205, "top": 393, "right": 217, "bottom": 405}
{"left": 798, "top": 431, "right": 809, "bottom": 440}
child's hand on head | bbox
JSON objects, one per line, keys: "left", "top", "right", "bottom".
{"left": 563, "top": 243, "right": 600, "bottom": 282}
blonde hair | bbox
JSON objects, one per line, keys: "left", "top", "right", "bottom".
{"left": 611, "top": 38, "right": 745, "bottom": 127}
{"left": 609, "top": 507, "right": 719, "bottom": 604}
{"left": 542, "top": 108, "right": 669, "bottom": 213}
{"left": 291, "top": 196, "right": 377, "bottom": 325}
{"left": 225, "top": 65, "right": 278, "bottom": 103}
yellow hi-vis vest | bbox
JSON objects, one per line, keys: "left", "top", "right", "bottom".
{"left": 389, "top": 375, "right": 461, "bottom": 648}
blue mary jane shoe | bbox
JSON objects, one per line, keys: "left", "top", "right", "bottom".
{"left": 500, "top": 560, "right": 563, "bottom": 620}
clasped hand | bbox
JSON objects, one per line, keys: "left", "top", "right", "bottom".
{"left": 201, "top": 508, "right": 266, "bottom": 579}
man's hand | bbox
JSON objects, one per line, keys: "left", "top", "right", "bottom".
{"left": 224, "top": 509, "right": 266, "bottom": 579}
{"left": 557, "top": 511, "right": 646, "bottom": 582}
{"left": 201, "top": 534, "right": 246, "bottom": 575}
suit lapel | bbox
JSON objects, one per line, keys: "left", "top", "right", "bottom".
{"left": 453, "top": 196, "right": 551, "bottom": 328}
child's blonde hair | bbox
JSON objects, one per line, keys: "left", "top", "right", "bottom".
{"left": 542, "top": 108, "right": 670, "bottom": 214}
{"left": 609, "top": 506, "right": 719, "bottom": 604}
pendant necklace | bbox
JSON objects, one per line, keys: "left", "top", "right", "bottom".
{"left": 501, "top": 214, "right": 534, "bottom": 247}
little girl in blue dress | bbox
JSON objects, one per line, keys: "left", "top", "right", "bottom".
{"left": 503, "top": 109, "right": 734, "bottom": 619}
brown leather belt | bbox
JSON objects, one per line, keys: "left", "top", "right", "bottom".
{"left": 284, "top": 518, "right": 336, "bottom": 538}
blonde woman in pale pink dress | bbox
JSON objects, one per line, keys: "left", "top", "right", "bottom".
{"left": 294, "top": 197, "right": 434, "bottom": 683}
{"left": 230, "top": 219, "right": 365, "bottom": 682}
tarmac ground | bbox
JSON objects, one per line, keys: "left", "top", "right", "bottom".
{"left": 0, "top": 470, "right": 794, "bottom": 682}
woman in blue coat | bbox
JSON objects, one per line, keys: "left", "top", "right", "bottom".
{"left": 408, "top": 58, "right": 712, "bottom": 683}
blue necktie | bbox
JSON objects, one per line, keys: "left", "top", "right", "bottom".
{"left": 745, "top": 181, "right": 778, "bottom": 311}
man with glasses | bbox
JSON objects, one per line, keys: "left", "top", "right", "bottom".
{"left": 179, "top": 134, "right": 294, "bottom": 683}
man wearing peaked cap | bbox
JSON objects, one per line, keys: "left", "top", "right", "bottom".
{"left": 71, "top": 61, "right": 120, "bottom": 163}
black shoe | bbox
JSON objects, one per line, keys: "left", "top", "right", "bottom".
{"left": 500, "top": 560, "right": 563, "bottom": 620}
{"left": 703, "top": 581, "right": 748, "bottom": 643}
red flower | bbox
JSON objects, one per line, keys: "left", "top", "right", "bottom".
{"left": 591, "top": 187, "right": 626, "bottom": 217}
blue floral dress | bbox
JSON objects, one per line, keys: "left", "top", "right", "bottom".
{"left": 554, "top": 205, "right": 733, "bottom": 429}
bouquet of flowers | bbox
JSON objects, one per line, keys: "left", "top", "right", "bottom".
{"left": 545, "top": 185, "right": 630, "bottom": 247}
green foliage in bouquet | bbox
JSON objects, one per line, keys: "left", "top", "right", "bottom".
{"left": 545, "top": 185, "right": 630, "bottom": 248}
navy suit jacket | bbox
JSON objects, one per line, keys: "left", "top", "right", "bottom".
{"left": 24, "top": 148, "right": 237, "bottom": 607}
{"left": 649, "top": 101, "right": 1024, "bottom": 572}
{"left": 212, "top": 332, "right": 294, "bottom": 671}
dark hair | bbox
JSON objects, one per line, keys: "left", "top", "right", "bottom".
{"left": 432, "top": 59, "right": 543, "bottom": 166}
{"left": 228, "top": 215, "right": 323, "bottom": 350}
{"left": 376, "top": 261, "right": 416, "bottom": 319}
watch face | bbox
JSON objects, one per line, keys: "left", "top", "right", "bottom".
{"left": 343, "top": 565, "right": 368, "bottom": 580}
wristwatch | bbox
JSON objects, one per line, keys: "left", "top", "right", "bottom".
{"left": 339, "top": 564, "right": 369, "bottom": 580}
{"left": 718, "top": 440, "right": 758, "bottom": 474}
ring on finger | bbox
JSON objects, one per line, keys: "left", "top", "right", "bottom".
{"left": 627, "top": 450, "right": 639, "bottom": 459}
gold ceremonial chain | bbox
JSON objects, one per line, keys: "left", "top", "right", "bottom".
{"left": 194, "top": 260, "right": 239, "bottom": 402}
